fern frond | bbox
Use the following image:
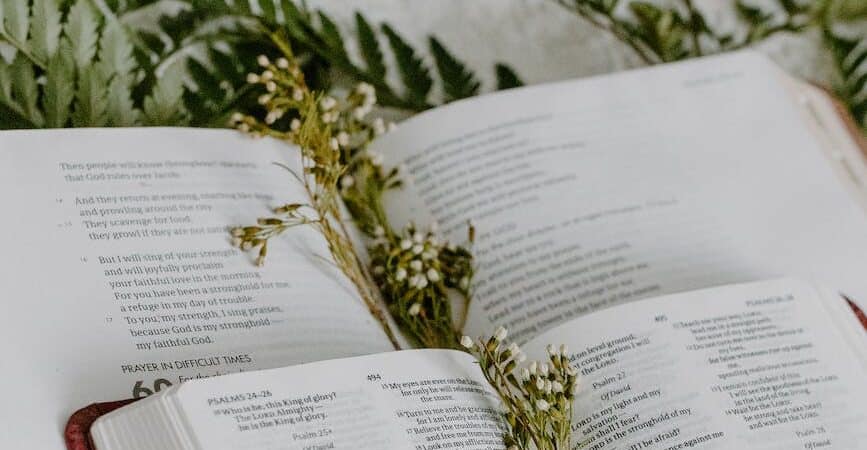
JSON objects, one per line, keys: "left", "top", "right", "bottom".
{"left": 495, "top": 64, "right": 524, "bottom": 90}
{"left": 429, "top": 37, "right": 480, "bottom": 101}
{"left": 66, "top": 0, "right": 101, "bottom": 70}
{"left": 42, "top": 38, "right": 75, "bottom": 128}
{"left": 29, "top": 0, "right": 63, "bottom": 64}
{"left": 73, "top": 65, "right": 109, "bottom": 127}
{"left": 143, "top": 62, "right": 187, "bottom": 125}
{"left": 826, "top": 31, "right": 867, "bottom": 132}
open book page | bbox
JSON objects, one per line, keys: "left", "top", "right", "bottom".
{"left": 373, "top": 50, "right": 867, "bottom": 343}
{"left": 0, "top": 128, "right": 394, "bottom": 448}
{"left": 120, "top": 349, "right": 503, "bottom": 449}
{"left": 520, "top": 278, "right": 867, "bottom": 449}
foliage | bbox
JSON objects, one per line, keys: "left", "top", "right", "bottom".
{"left": 824, "top": 30, "right": 867, "bottom": 132}
{"left": 463, "top": 329, "right": 579, "bottom": 450}
{"left": 229, "top": 44, "right": 476, "bottom": 349}
{"left": 0, "top": 0, "right": 188, "bottom": 128}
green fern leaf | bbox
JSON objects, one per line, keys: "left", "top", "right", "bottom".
{"left": 73, "top": 65, "right": 109, "bottom": 127}
{"left": 382, "top": 23, "right": 432, "bottom": 104}
{"left": 42, "top": 38, "right": 75, "bottom": 128}
{"left": 355, "top": 12, "right": 386, "bottom": 79}
{"left": 98, "top": 21, "right": 137, "bottom": 78}
{"left": 143, "top": 62, "right": 187, "bottom": 125}
{"left": 429, "top": 37, "right": 480, "bottom": 101}
{"left": 29, "top": 0, "right": 63, "bottom": 63}
{"left": 317, "top": 11, "right": 349, "bottom": 61}
{"left": 10, "top": 54, "right": 43, "bottom": 126}
{"left": 106, "top": 76, "right": 140, "bottom": 126}
{"left": 495, "top": 63, "right": 523, "bottom": 90}
{"left": 66, "top": 0, "right": 101, "bottom": 70}
{"left": 257, "top": 0, "right": 277, "bottom": 23}
{"left": 2, "top": 0, "right": 30, "bottom": 44}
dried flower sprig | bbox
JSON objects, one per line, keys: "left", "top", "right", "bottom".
{"left": 463, "top": 328, "right": 579, "bottom": 450}
{"left": 229, "top": 38, "right": 476, "bottom": 350}
{"left": 228, "top": 48, "right": 401, "bottom": 349}
{"left": 367, "top": 222, "right": 475, "bottom": 349}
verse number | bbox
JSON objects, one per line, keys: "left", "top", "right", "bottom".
{"left": 132, "top": 378, "right": 173, "bottom": 399}
{"left": 367, "top": 373, "right": 382, "bottom": 382}
{"left": 654, "top": 315, "right": 668, "bottom": 323}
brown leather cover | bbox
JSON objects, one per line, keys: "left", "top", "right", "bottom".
{"left": 64, "top": 92, "right": 867, "bottom": 450}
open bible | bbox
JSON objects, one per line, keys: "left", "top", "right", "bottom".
{"left": 90, "top": 279, "right": 867, "bottom": 449}
{"left": 0, "top": 50, "right": 866, "bottom": 449}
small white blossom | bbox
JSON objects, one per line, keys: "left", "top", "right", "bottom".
{"left": 409, "top": 260, "right": 423, "bottom": 272}
{"left": 330, "top": 137, "right": 340, "bottom": 151}
{"left": 529, "top": 361, "right": 538, "bottom": 375}
{"left": 292, "top": 88, "right": 303, "bottom": 101}
{"left": 494, "top": 326, "right": 508, "bottom": 341}
{"left": 265, "top": 81, "right": 277, "bottom": 92}
{"left": 261, "top": 70, "right": 274, "bottom": 81}
{"left": 552, "top": 381, "right": 564, "bottom": 393}
{"left": 535, "top": 399, "right": 550, "bottom": 412}
{"left": 408, "top": 303, "right": 421, "bottom": 316}
{"left": 373, "top": 225, "right": 385, "bottom": 237}
{"left": 257, "top": 55, "right": 270, "bottom": 67}
{"left": 368, "top": 151, "right": 384, "bottom": 166}
{"left": 412, "top": 244, "right": 424, "bottom": 255}
{"left": 395, "top": 267, "right": 407, "bottom": 281}
{"left": 400, "top": 239, "right": 412, "bottom": 250}
{"left": 547, "top": 344, "right": 557, "bottom": 356}
{"left": 412, "top": 232, "right": 424, "bottom": 243}
{"left": 276, "top": 57, "right": 290, "bottom": 69}
{"left": 258, "top": 94, "right": 272, "bottom": 105}
{"left": 535, "top": 377, "right": 545, "bottom": 391}
{"left": 320, "top": 96, "right": 337, "bottom": 110}
{"left": 246, "top": 73, "right": 259, "bottom": 83}
{"left": 539, "top": 363, "right": 549, "bottom": 377}
{"left": 373, "top": 265, "right": 385, "bottom": 275}
{"left": 416, "top": 276, "right": 429, "bottom": 289}
{"left": 521, "top": 368, "right": 531, "bottom": 381}
{"left": 508, "top": 342, "right": 520, "bottom": 355}
{"left": 231, "top": 237, "right": 242, "bottom": 247}
{"left": 372, "top": 117, "right": 386, "bottom": 135}
{"left": 459, "top": 276, "right": 469, "bottom": 290}
{"left": 290, "top": 118, "right": 301, "bottom": 132}
{"left": 340, "top": 175, "right": 355, "bottom": 189}
{"left": 426, "top": 269, "right": 440, "bottom": 283}
{"left": 460, "top": 336, "right": 474, "bottom": 349}
{"left": 230, "top": 112, "right": 244, "bottom": 123}
{"left": 515, "top": 352, "right": 527, "bottom": 363}
{"left": 337, "top": 131, "right": 350, "bottom": 147}
{"left": 265, "top": 111, "right": 279, "bottom": 124}
{"left": 560, "top": 344, "right": 569, "bottom": 356}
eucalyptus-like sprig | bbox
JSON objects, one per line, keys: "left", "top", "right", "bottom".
{"left": 229, "top": 43, "right": 477, "bottom": 350}
{"left": 462, "top": 328, "right": 579, "bottom": 450}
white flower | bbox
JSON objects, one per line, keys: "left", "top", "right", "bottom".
{"left": 395, "top": 267, "right": 407, "bottom": 281}
{"left": 507, "top": 342, "right": 520, "bottom": 355}
{"left": 409, "top": 260, "right": 423, "bottom": 272}
{"left": 292, "top": 88, "right": 303, "bottom": 101}
{"left": 494, "top": 326, "right": 508, "bottom": 341}
{"left": 340, "top": 175, "right": 355, "bottom": 189}
{"left": 238, "top": 123, "right": 250, "bottom": 132}
{"left": 230, "top": 112, "right": 244, "bottom": 123}
{"left": 400, "top": 239, "right": 412, "bottom": 250}
{"left": 529, "top": 361, "right": 538, "bottom": 375}
{"left": 547, "top": 344, "right": 557, "bottom": 356}
{"left": 265, "top": 111, "right": 279, "bottom": 124}
{"left": 535, "top": 377, "right": 545, "bottom": 390}
{"left": 372, "top": 117, "right": 386, "bottom": 135}
{"left": 460, "top": 335, "right": 474, "bottom": 349}
{"left": 535, "top": 399, "right": 550, "bottom": 412}
{"left": 566, "top": 365, "right": 577, "bottom": 377}
{"left": 257, "top": 55, "right": 270, "bottom": 67}
{"left": 412, "top": 244, "right": 424, "bottom": 255}
{"left": 552, "top": 381, "right": 564, "bottom": 393}
{"left": 520, "top": 368, "right": 530, "bottom": 381}
{"left": 368, "top": 151, "right": 384, "bottom": 166}
{"left": 258, "top": 94, "right": 272, "bottom": 105}
{"left": 241, "top": 240, "right": 253, "bottom": 250}
{"left": 337, "top": 131, "right": 350, "bottom": 147}
{"left": 421, "top": 250, "right": 435, "bottom": 261}
{"left": 408, "top": 303, "right": 421, "bottom": 316}
{"left": 265, "top": 81, "right": 277, "bottom": 92}
{"left": 276, "top": 57, "right": 290, "bottom": 69}
{"left": 261, "top": 70, "right": 274, "bottom": 81}
{"left": 539, "top": 363, "right": 549, "bottom": 377}
{"left": 559, "top": 344, "right": 569, "bottom": 356}
{"left": 373, "top": 225, "right": 385, "bottom": 237}
{"left": 515, "top": 352, "right": 527, "bottom": 363}
{"left": 290, "top": 118, "right": 301, "bottom": 132}
{"left": 320, "top": 96, "right": 337, "bottom": 110}
{"left": 246, "top": 73, "right": 259, "bottom": 84}
{"left": 412, "top": 232, "right": 424, "bottom": 243}
{"left": 416, "top": 276, "right": 429, "bottom": 289}
{"left": 330, "top": 137, "right": 340, "bottom": 151}
{"left": 426, "top": 269, "right": 440, "bottom": 282}
{"left": 373, "top": 266, "right": 385, "bottom": 275}
{"left": 459, "top": 276, "right": 469, "bottom": 290}
{"left": 544, "top": 379, "right": 552, "bottom": 394}
{"left": 231, "top": 237, "right": 242, "bottom": 247}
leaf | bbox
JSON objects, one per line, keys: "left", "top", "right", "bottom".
{"left": 257, "top": 0, "right": 277, "bottom": 23}
{"left": 29, "top": 0, "right": 63, "bottom": 63}
{"left": 72, "top": 65, "right": 109, "bottom": 127}
{"left": 382, "top": 23, "right": 432, "bottom": 104}
{"left": 429, "top": 37, "right": 480, "bottom": 101}
{"left": 188, "top": 57, "right": 223, "bottom": 102}
{"left": 495, "top": 64, "right": 523, "bottom": 90}
{"left": 355, "top": 12, "right": 386, "bottom": 79}
{"left": 42, "top": 38, "right": 75, "bottom": 127}
{"left": 317, "top": 11, "right": 348, "bottom": 61}
{"left": 2, "top": 0, "right": 30, "bottom": 43}
{"left": 106, "top": 75, "right": 140, "bottom": 126}
{"left": 143, "top": 62, "right": 187, "bottom": 125}
{"left": 10, "top": 54, "right": 43, "bottom": 126}
{"left": 98, "top": 20, "right": 137, "bottom": 78}
{"left": 66, "top": 0, "right": 101, "bottom": 70}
